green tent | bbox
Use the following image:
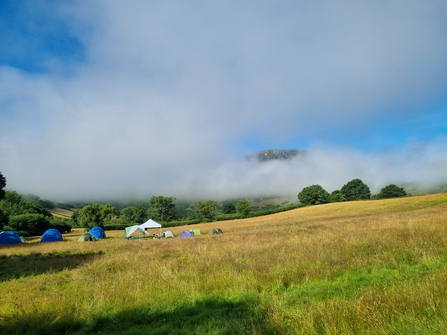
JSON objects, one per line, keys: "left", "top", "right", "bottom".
{"left": 190, "top": 228, "right": 202, "bottom": 236}
{"left": 78, "top": 233, "right": 97, "bottom": 242}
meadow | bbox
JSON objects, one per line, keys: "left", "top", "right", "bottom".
{"left": 1, "top": 193, "right": 447, "bottom": 334}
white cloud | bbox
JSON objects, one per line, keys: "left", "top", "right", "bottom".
{"left": 1, "top": 0, "right": 446, "bottom": 201}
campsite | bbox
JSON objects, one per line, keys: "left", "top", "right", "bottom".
{"left": 1, "top": 193, "right": 447, "bottom": 334}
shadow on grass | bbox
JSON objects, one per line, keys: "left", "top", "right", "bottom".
{"left": 0, "top": 251, "right": 103, "bottom": 281}
{"left": 0, "top": 297, "right": 278, "bottom": 335}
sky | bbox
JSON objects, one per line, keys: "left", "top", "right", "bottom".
{"left": 1, "top": 0, "right": 447, "bottom": 202}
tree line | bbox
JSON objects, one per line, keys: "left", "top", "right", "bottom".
{"left": 297, "top": 178, "right": 407, "bottom": 205}
{"left": 0, "top": 171, "right": 408, "bottom": 236}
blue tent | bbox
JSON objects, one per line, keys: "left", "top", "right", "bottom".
{"left": 0, "top": 231, "right": 23, "bottom": 245}
{"left": 89, "top": 226, "right": 106, "bottom": 239}
{"left": 41, "top": 228, "right": 63, "bottom": 243}
{"left": 179, "top": 231, "right": 194, "bottom": 238}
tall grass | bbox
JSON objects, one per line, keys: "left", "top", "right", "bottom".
{"left": 1, "top": 193, "right": 447, "bottom": 334}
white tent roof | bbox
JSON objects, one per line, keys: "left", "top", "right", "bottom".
{"left": 140, "top": 219, "right": 162, "bottom": 229}
{"left": 125, "top": 225, "right": 149, "bottom": 237}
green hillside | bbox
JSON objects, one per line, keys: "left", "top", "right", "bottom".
{"left": 1, "top": 193, "right": 447, "bottom": 334}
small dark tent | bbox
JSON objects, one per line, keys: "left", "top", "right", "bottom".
{"left": 179, "top": 231, "right": 194, "bottom": 238}
{"left": 78, "top": 232, "right": 97, "bottom": 242}
{"left": 41, "top": 228, "right": 63, "bottom": 243}
{"left": 0, "top": 231, "right": 23, "bottom": 245}
{"left": 89, "top": 226, "right": 106, "bottom": 239}
{"left": 209, "top": 228, "right": 223, "bottom": 235}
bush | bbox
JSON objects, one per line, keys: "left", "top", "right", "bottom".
{"left": 341, "top": 178, "right": 371, "bottom": 201}
{"left": 298, "top": 185, "right": 330, "bottom": 205}
{"left": 377, "top": 184, "right": 407, "bottom": 199}
{"left": 8, "top": 214, "right": 50, "bottom": 236}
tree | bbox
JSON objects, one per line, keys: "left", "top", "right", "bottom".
{"left": 236, "top": 200, "right": 251, "bottom": 217}
{"left": 330, "top": 190, "right": 347, "bottom": 202}
{"left": 194, "top": 200, "right": 218, "bottom": 221}
{"left": 76, "top": 204, "right": 117, "bottom": 228}
{"left": 377, "top": 184, "right": 407, "bottom": 199}
{"left": 8, "top": 214, "right": 50, "bottom": 236}
{"left": 340, "top": 178, "right": 371, "bottom": 201}
{"left": 0, "top": 209, "right": 8, "bottom": 230}
{"left": 120, "top": 204, "right": 148, "bottom": 224}
{"left": 0, "top": 172, "right": 6, "bottom": 199}
{"left": 298, "top": 185, "right": 330, "bottom": 205}
{"left": 222, "top": 202, "right": 236, "bottom": 214}
{"left": 0, "top": 190, "right": 51, "bottom": 217}
{"left": 149, "top": 196, "right": 177, "bottom": 223}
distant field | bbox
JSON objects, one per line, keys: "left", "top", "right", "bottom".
{"left": 2, "top": 193, "right": 447, "bottom": 334}
{"left": 51, "top": 208, "right": 74, "bottom": 218}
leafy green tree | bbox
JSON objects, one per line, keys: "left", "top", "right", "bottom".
{"left": 8, "top": 214, "right": 50, "bottom": 236}
{"left": 330, "top": 190, "right": 347, "bottom": 202}
{"left": 0, "top": 209, "right": 8, "bottom": 230}
{"left": 0, "top": 190, "right": 51, "bottom": 217}
{"left": 0, "top": 172, "right": 6, "bottom": 199}
{"left": 341, "top": 178, "right": 371, "bottom": 201}
{"left": 120, "top": 204, "right": 148, "bottom": 224}
{"left": 77, "top": 204, "right": 117, "bottom": 228}
{"left": 236, "top": 200, "right": 251, "bottom": 217}
{"left": 377, "top": 184, "right": 407, "bottom": 199}
{"left": 194, "top": 200, "right": 218, "bottom": 220}
{"left": 222, "top": 202, "right": 236, "bottom": 214}
{"left": 149, "top": 196, "right": 177, "bottom": 223}
{"left": 298, "top": 185, "right": 330, "bottom": 205}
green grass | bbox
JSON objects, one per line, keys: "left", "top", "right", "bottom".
{"left": 1, "top": 193, "right": 447, "bottom": 334}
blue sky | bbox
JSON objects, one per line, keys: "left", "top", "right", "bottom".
{"left": 1, "top": 0, "right": 447, "bottom": 201}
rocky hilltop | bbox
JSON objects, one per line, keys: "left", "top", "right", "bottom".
{"left": 244, "top": 149, "right": 304, "bottom": 162}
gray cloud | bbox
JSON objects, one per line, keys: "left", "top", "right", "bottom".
{"left": 1, "top": 0, "right": 446, "bottom": 201}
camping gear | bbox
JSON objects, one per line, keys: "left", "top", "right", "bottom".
{"left": 125, "top": 225, "right": 148, "bottom": 238}
{"left": 140, "top": 219, "right": 162, "bottom": 236}
{"left": 140, "top": 219, "right": 162, "bottom": 229}
{"left": 0, "top": 231, "right": 23, "bottom": 245}
{"left": 179, "top": 231, "right": 194, "bottom": 238}
{"left": 190, "top": 228, "right": 202, "bottom": 236}
{"left": 161, "top": 230, "right": 175, "bottom": 238}
{"left": 41, "top": 228, "right": 63, "bottom": 242}
{"left": 89, "top": 226, "right": 106, "bottom": 239}
{"left": 209, "top": 228, "right": 223, "bottom": 235}
{"left": 78, "top": 233, "right": 97, "bottom": 242}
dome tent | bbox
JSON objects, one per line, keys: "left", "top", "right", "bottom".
{"left": 179, "top": 231, "right": 194, "bottom": 238}
{"left": 209, "top": 228, "right": 223, "bottom": 235}
{"left": 190, "top": 228, "right": 202, "bottom": 236}
{"left": 160, "top": 230, "right": 175, "bottom": 238}
{"left": 0, "top": 231, "right": 23, "bottom": 245}
{"left": 41, "top": 228, "right": 63, "bottom": 243}
{"left": 78, "top": 232, "right": 97, "bottom": 242}
{"left": 89, "top": 226, "right": 106, "bottom": 239}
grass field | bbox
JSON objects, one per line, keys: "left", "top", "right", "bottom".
{"left": 50, "top": 208, "right": 75, "bottom": 218}
{"left": 2, "top": 193, "right": 447, "bottom": 334}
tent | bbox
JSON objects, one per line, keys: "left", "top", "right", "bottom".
{"left": 89, "top": 226, "right": 106, "bottom": 239}
{"left": 0, "top": 231, "right": 23, "bottom": 245}
{"left": 41, "top": 228, "right": 63, "bottom": 243}
{"left": 190, "top": 228, "right": 202, "bottom": 236}
{"left": 139, "top": 218, "right": 162, "bottom": 236}
{"left": 179, "top": 231, "right": 194, "bottom": 238}
{"left": 78, "top": 232, "right": 97, "bottom": 242}
{"left": 209, "top": 228, "right": 223, "bottom": 235}
{"left": 125, "top": 225, "right": 149, "bottom": 238}
{"left": 160, "top": 230, "right": 175, "bottom": 238}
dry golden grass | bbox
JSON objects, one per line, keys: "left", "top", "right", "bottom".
{"left": 2, "top": 193, "right": 447, "bottom": 334}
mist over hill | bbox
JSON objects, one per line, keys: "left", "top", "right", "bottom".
{"left": 243, "top": 149, "right": 305, "bottom": 162}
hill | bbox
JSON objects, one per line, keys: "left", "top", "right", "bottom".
{"left": 243, "top": 148, "right": 304, "bottom": 162}
{"left": 2, "top": 193, "right": 447, "bottom": 334}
